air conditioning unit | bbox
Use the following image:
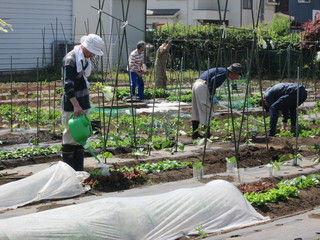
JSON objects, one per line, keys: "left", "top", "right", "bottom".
{"left": 52, "top": 41, "right": 74, "bottom": 68}
{"left": 298, "top": 0, "right": 311, "bottom": 3}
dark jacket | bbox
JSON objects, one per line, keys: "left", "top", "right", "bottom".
{"left": 199, "top": 67, "right": 228, "bottom": 95}
{"left": 61, "top": 50, "right": 90, "bottom": 111}
{"left": 264, "top": 83, "right": 307, "bottom": 135}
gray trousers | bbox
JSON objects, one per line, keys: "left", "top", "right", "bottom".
{"left": 191, "top": 79, "right": 213, "bottom": 126}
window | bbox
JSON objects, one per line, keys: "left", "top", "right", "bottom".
{"left": 243, "top": 0, "right": 252, "bottom": 9}
{"left": 268, "top": 0, "right": 279, "bottom": 3}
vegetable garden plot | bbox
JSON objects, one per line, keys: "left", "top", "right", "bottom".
{"left": 2, "top": 16, "right": 320, "bottom": 238}
{"left": 0, "top": 180, "right": 269, "bottom": 240}
{"left": 0, "top": 78, "right": 320, "bottom": 231}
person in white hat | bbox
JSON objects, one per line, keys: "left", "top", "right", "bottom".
{"left": 61, "top": 34, "right": 104, "bottom": 171}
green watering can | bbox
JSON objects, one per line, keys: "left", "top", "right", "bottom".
{"left": 68, "top": 114, "right": 110, "bottom": 176}
{"left": 68, "top": 113, "right": 93, "bottom": 147}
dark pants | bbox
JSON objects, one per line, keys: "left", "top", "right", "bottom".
{"left": 62, "top": 144, "right": 84, "bottom": 171}
{"left": 269, "top": 87, "right": 307, "bottom": 135}
{"left": 129, "top": 71, "right": 144, "bottom": 100}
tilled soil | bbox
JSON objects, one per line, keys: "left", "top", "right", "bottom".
{"left": 85, "top": 136, "right": 320, "bottom": 219}
{"left": 0, "top": 136, "right": 320, "bottom": 220}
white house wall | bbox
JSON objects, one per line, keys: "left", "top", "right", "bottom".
{"left": 147, "top": 0, "right": 276, "bottom": 28}
{"left": 0, "top": 0, "right": 73, "bottom": 71}
{"left": 147, "top": 0, "right": 189, "bottom": 25}
{"left": 264, "top": 2, "right": 279, "bottom": 25}
{"left": 239, "top": 1, "right": 277, "bottom": 27}
{"left": 72, "top": 0, "right": 110, "bottom": 72}
{"left": 111, "top": 0, "right": 146, "bottom": 70}
{"left": 228, "top": 1, "right": 276, "bottom": 27}
{"left": 73, "top": 0, "right": 146, "bottom": 71}
{"left": 72, "top": 0, "right": 113, "bottom": 43}
{"left": 147, "top": 16, "right": 179, "bottom": 25}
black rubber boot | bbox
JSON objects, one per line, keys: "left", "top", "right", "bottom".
{"left": 191, "top": 121, "right": 203, "bottom": 139}
{"left": 73, "top": 145, "right": 84, "bottom": 171}
{"left": 268, "top": 129, "right": 276, "bottom": 137}
{"left": 62, "top": 144, "right": 75, "bottom": 169}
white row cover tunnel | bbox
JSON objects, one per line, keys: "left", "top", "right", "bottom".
{"left": 0, "top": 162, "right": 269, "bottom": 239}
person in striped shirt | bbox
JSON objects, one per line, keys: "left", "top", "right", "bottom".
{"left": 128, "top": 40, "right": 148, "bottom": 101}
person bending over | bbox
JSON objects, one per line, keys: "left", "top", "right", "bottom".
{"left": 261, "top": 83, "right": 307, "bottom": 136}
{"left": 191, "top": 63, "right": 243, "bottom": 139}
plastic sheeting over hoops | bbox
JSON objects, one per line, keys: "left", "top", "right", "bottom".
{"left": 0, "top": 161, "right": 88, "bottom": 212}
{"left": 0, "top": 179, "right": 269, "bottom": 239}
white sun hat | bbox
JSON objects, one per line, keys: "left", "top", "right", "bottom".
{"left": 81, "top": 34, "right": 104, "bottom": 56}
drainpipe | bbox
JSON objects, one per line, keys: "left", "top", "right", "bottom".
{"left": 144, "top": 0, "right": 147, "bottom": 41}
{"left": 240, "top": 0, "right": 242, "bottom": 27}
{"left": 187, "top": 0, "right": 189, "bottom": 25}
{"left": 260, "top": 0, "right": 265, "bottom": 23}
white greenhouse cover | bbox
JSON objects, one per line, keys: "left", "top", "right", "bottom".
{"left": 0, "top": 179, "right": 269, "bottom": 239}
{"left": 0, "top": 161, "right": 88, "bottom": 212}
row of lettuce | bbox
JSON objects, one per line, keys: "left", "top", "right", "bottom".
{"left": 245, "top": 174, "right": 320, "bottom": 206}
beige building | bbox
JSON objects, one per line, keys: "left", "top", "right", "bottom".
{"left": 147, "top": 0, "right": 279, "bottom": 28}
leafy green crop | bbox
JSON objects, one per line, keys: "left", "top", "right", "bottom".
{"left": 280, "top": 174, "right": 320, "bottom": 189}
{"left": 0, "top": 104, "right": 61, "bottom": 129}
{"left": 167, "top": 94, "right": 192, "bottom": 103}
{"left": 0, "top": 146, "right": 61, "bottom": 160}
{"left": 114, "top": 88, "right": 171, "bottom": 100}
{"left": 193, "top": 161, "right": 202, "bottom": 169}
{"left": 244, "top": 174, "right": 320, "bottom": 206}
{"left": 119, "top": 160, "right": 192, "bottom": 174}
{"left": 244, "top": 185, "right": 298, "bottom": 206}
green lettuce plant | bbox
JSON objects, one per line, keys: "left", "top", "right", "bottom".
{"left": 119, "top": 160, "right": 192, "bottom": 174}
{"left": 244, "top": 174, "right": 320, "bottom": 206}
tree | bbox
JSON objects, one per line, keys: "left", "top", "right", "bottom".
{"left": 269, "top": 13, "right": 291, "bottom": 37}
{"left": 260, "top": 13, "right": 300, "bottom": 50}
{"left": 300, "top": 18, "right": 320, "bottom": 51}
